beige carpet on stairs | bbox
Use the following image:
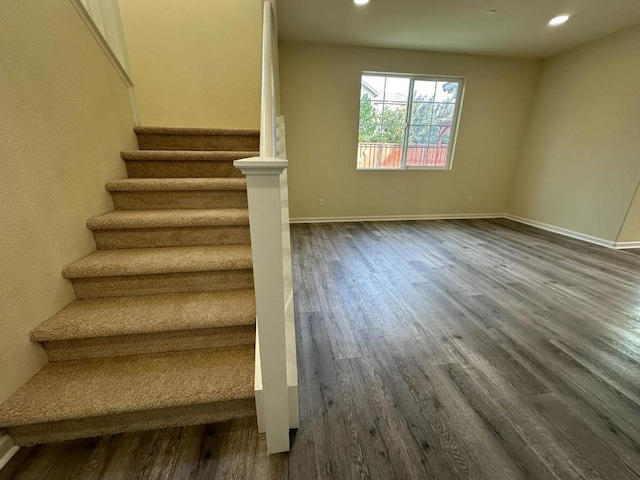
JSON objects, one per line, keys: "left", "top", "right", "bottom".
{"left": 0, "top": 127, "right": 261, "bottom": 445}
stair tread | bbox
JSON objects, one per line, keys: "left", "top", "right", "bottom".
{"left": 88, "top": 209, "right": 249, "bottom": 230}
{"left": 32, "top": 290, "right": 256, "bottom": 342}
{"left": 0, "top": 345, "right": 254, "bottom": 426}
{"left": 134, "top": 126, "right": 260, "bottom": 137}
{"left": 62, "top": 245, "right": 253, "bottom": 278}
{"left": 106, "top": 178, "right": 246, "bottom": 191}
{"left": 121, "top": 150, "right": 258, "bottom": 161}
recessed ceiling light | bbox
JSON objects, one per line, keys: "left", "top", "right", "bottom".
{"left": 487, "top": 9, "right": 497, "bottom": 15}
{"left": 354, "top": 0, "right": 369, "bottom": 5}
{"left": 549, "top": 15, "right": 570, "bottom": 26}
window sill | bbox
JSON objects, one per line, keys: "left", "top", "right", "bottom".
{"left": 356, "top": 167, "right": 452, "bottom": 171}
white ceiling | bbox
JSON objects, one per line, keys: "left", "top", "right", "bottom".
{"left": 277, "top": 0, "right": 640, "bottom": 58}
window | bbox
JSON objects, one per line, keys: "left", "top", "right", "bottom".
{"left": 358, "top": 73, "right": 464, "bottom": 170}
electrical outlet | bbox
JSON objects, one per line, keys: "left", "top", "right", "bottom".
{"left": 466, "top": 196, "right": 473, "bottom": 204}
{"left": 319, "top": 199, "right": 325, "bottom": 207}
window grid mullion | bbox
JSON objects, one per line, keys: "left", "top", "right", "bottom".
{"left": 401, "top": 77, "right": 415, "bottom": 169}
{"left": 446, "top": 86, "right": 464, "bottom": 169}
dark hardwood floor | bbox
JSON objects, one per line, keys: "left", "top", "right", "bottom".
{"left": 3, "top": 219, "right": 640, "bottom": 479}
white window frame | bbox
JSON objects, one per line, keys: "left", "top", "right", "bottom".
{"left": 357, "top": 72, "right": 466, "bottom": 171}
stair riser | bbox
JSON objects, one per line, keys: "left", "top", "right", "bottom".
{"left": 126, "top": 161, "right": 244, "bottom": 178}
{"left": 111, "top": 191, "right": 248, "bottom": 210}
{"left": 43, "top": 325, "right": 256, "bottom": 361}
{"left": 7, "top": 399, "right": 256, "bottom": 446}
{"left": 93, "top": 226, "right": 251, "bottom": 249}
{"left": 137, "top": 134, "right": 259, "bottom": 152}
{"left": 71, "top": 270, "right": 254, "bottom": 299}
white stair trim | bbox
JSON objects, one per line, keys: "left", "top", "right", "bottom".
{"left": 0, "top": 434, "right": 19, "bottom": 472}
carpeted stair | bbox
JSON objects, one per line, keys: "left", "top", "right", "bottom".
{"left": 0, "top": 127, "right": 261, "bottom": 445}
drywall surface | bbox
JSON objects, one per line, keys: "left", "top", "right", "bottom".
{"left": 618, "top": 182, "right": 640, "bottom": 243}
{"left": 509, "top": 26, "right": 640, "bottom": 242}
{"left": 118, "top": 0, "right": 261, "bottom": 129}
{"left": 279, "top": 41, "right": 541, "bottom": 219}
{"left": 0, "top": 0, "right": 135, "bottom": 403}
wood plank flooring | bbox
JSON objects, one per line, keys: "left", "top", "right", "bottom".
{"left": 3, "top": 219, "right": 640, "bottom": 479}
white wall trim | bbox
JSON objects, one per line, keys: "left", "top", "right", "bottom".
{"left": 613, "top": 241, "right": 640, "bottom": 249}
{"left": 290, "top": 213, "right": 504, "bottom": 224}
{"left": 0, "top": 434, "right": 19, "bottom": 472}
{"left": 503, "top": 214, "right": 618, "bottom": 248}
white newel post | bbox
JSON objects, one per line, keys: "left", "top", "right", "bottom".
{"left": 234, "top": 157, "right": 290, "bottom": 454}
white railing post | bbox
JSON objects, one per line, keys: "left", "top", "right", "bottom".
{"left": 234, "top": 158, "right": 290, "bottom": 454}
{"left": 237, "top": 0, "right": 298, "bottom": 454}
{"left": 276, "top": 117, "right": 299, "bottom": 431}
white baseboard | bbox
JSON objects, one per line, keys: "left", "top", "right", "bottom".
{"left": 290, "top": 213, "right": 503, "bottom": 224}
{"left": 288, "top": 212, "right": 640, "bottom": 250}
{"left": 503, "top": 214, "right": 622, "bottom": 249}
{"left": 0, "top": 434, "right": 19, "bottom": 472}
{"left": 614, "top": 241, "right": 640, "bottom": 249}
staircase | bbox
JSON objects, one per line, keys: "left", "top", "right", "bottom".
{"left": 0, "top": 127, "right": 262, "bottom": 446}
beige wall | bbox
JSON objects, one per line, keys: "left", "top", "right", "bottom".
{"left": 618, "top": 182, "right": 640, "bottom": 243}
{"left": 508, "top": 26, "right": 640, "bottom": 242}
{"left": 118, "top": 0, "right": 262, "bottom": 129}
{"left": 279, "top": 42, "right": 541, "bottom": 220}
{"left": 0, "top": 0, "right": 136, "bottom": 403}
